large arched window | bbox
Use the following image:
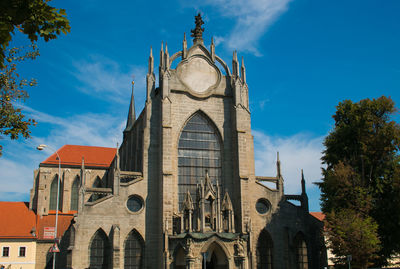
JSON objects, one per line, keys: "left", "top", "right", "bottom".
{"left": 124, "top": 230, "right": 144, "bottom": 269}
{"left": 178, "top": 112, "right": 222, "bottom": 209}
{"left": 89, "top": 229, "right": 110, "bottom": 269}
{"left": 49, "top": 175, "right": 62, "bottom": 211}
{"left": 294, "top": 233, "right": 308, "bottom": 269}
{"left": 256, "top": 229, "right": 273, "bottom": 269}
{"left": 70, "top": 176, "right": 80, "bottom": 211}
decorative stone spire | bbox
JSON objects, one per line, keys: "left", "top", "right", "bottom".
{"left": 164, "top": 42, "right": 169, "bottom": 71}
{"left": 159, "top": 41, "right": 164, "bottom": 72}
{"left": 182, "top": 33, "right": 187, "bottom": 59}
{"left": 222, "top": 192, "right": 233, "bottom": 211}
{"left": 210, "top": 37, "right": 215, "bottom": 62}
{"left": 276, "top": 152, "right": 281, "bottom": 178}
{"left": 148, "top": 46, "right": 154, "bottom": 74}
{"left": 301, "top": 169, "right": 306, "bottom": 195}
{"left": 191, "top": 13, "right": 204, "bottom": 44}
{"left": 241, "top": 56, "right": 246, "bottom": 84}
{"left": 182, "top": 190, "right": 194, "bottom": 211}
{"left": 232, "top": 50, "right": 239, "bottom": 77}
{"left": 124, "top": 81, "right": 136, "bottom": 132}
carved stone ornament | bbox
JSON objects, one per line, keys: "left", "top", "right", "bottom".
{"left": 176, "top": 56, "right": 221, "bottom": 97}
{"left": 184, "top": 238, "right": 195, "bottom": 258}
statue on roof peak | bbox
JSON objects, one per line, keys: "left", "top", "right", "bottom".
{"left": 191, "top": 13, "right": 204, "bottom": 44}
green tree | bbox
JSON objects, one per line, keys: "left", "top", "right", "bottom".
{"left": 0, "top": 0, "right": 70, "bottom": 155}
{"left": 0, "top": 45, "right": 38, "bottom": 156}
{"left": 0, "top": 0, "right": 70, "bottom": 68}
{"left": 318, "top": 96, "right": 400, "bottom": 266}
{"left": 325, "top": 209, "right": 380, "bottom": 269}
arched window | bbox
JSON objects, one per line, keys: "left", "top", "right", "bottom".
{"left": 256, "top": 230, "right": 273, "bottom": 269}
{"left": 294, "top": 233, "right": 308, "bottom": 269}
{"left": 89, "top": 229, "right": 110, "bottom": 269}
{"left": 50, "top": 175, "right": 62, "bottom": 211}
{"left": 124, "top": 230, "right": 144, "bottom": 269}
{"left": 70, "top": 177, "right": 80, "bottom": 211}
{"left": 178, "top": 112, "right": 222, "bottom": 210}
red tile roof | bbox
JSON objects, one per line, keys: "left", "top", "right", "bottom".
{"left": 310, "top": 212, "right": 325, "bottom": 221}
{"left": 0, "top": 202, "right": 74, "bottom": 241}
{"left": 41, "top": 145, "right": 116, "bottom": 168}
{"left": 0, "top": 202, "right": 36, "bottom": 239}
{"left": 36, "top": 213, "right": 74, "bottom": 240}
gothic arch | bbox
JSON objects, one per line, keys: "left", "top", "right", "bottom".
{"left": 70, "top": 176, "right": 80, "bottom": 211}
{"left": 294, "top": 232, "right": 308, "bottom": 269}
{"left": 200, "top": 241, "right": 229, "bottom": 269}
{"left": 256, "top": 229, "right": 273, "bottom": 269}
{"left": 172, "top": 244, "right": 186, "bottom": 269}
{"left": 177, "top": 111, "right": 223, "bottom": 210}
{"left": 88, "top": 228, "right": 111, "bottom": 269}
{"left": 200, "top": 238, "right": 231, "bottom": 258}
{"left": 124, "top": 229, "right": 144, "bottom": 269}
{"left": 49, "top": 174, "right": 62, "bottom": 211}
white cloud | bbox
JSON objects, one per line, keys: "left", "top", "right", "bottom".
{"left": 196, "top": 0, "right": 292, "bottom": 55}
{"left": 72, "top": 55, "right": 147, "bottom": 105}
{"left": 253, "top": 130, "right": 324, "bottom": 194}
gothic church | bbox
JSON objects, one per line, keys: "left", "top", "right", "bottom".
{"left": 30, "top": 15, "right": 326, "bottom": 269}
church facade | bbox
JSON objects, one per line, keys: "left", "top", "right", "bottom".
{"left": 30, "top": 15, "right": 326, "bottom": 269}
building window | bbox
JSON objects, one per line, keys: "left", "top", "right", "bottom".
{"left": 124, "top": 230, "right": 144, "bottom": 269}
{"left": 19, "top": 247, "right": 26, "bottom": 257}
{"left": 295, "top": 233, "right": 308, "bottom": 269}
{"left": 178, "top": 112, "right": 222, "bottom": 210}
{"left": 256, "top": 230, "right": 273, "bottom": 269}
{"left": 2, "top": 247, "right": 9, "bottom": 257}
{"left": 126, "top": 195, "right": 143, "bottom": 213}
{"left": 50, "top": 175, "right": 62, "bottom": 211}
{"left": 70, "top": 177, "right": 80, "bottom": 211}
{"left": 89, "top": 229, "right": 110, "bottom": 269}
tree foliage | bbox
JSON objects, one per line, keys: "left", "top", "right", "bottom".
{"left": 325, "top": 209, "right": 380, "bottom": 269}
{"left": 0, "top": 0, "right": 70, "bottom": 68}
{"left": 0, "top": 0, "right": 70, "bottom": 155}
{"left": 0, "top": 45, "right": 38, "bottom": 155}
{"left": 319, "top": 96, "right": 400, "bottom": 266}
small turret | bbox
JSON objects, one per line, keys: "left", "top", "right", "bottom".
{"left": 301, "top": 169, "right": 306, "bottom": 195}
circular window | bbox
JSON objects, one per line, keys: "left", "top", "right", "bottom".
{"left": 127, "top": 195, "right": 143, "bottom": 213}
{"left": 256, "top": 199, "right": 271, "bottom": 215}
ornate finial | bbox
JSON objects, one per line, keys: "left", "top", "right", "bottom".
{"left": 191, "top": 13, "right": 205, "bottom": 44}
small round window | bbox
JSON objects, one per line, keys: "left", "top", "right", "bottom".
{"left": 127, "top": 195, "right": 143, "bottom": 213}
{"left": 256, "top": 199, "right": 271, "bottom": 215}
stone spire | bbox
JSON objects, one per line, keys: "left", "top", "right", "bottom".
{"left": 148, "top": 46, "right": 154, "bottom": 74}
{"left": 301, "top": 169, "right": 306, "bottom": 195}
{"left": 241, "top": 56, "right": 246, "bottom": 84}
{"left": 210, "top": 37, "right": 215, "bottom": 61}
{"left": 191, "top": 13, "right": 204, "bottom": 44}
{"left": 124, "top": 81, "right": 136, "bottom": 132}
{"left": 182, "top": 33, "right": 187, "bottom": 59}
{"left": 276, "top": 152, "right": 281, "bottom": 178}
{"left": 232, "top": 50, "right": 239, "bottom": 77}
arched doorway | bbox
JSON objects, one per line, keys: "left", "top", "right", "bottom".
{"left": 201, "top": 242, "right": 228, "bottom": 269}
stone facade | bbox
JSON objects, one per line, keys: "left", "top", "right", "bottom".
{"left": 30, "top": 15, "right": 326, "bottom": 269}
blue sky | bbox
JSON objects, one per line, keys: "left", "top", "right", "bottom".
{"left": 1, "top": 0, "right": 399, "bottom": 212}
